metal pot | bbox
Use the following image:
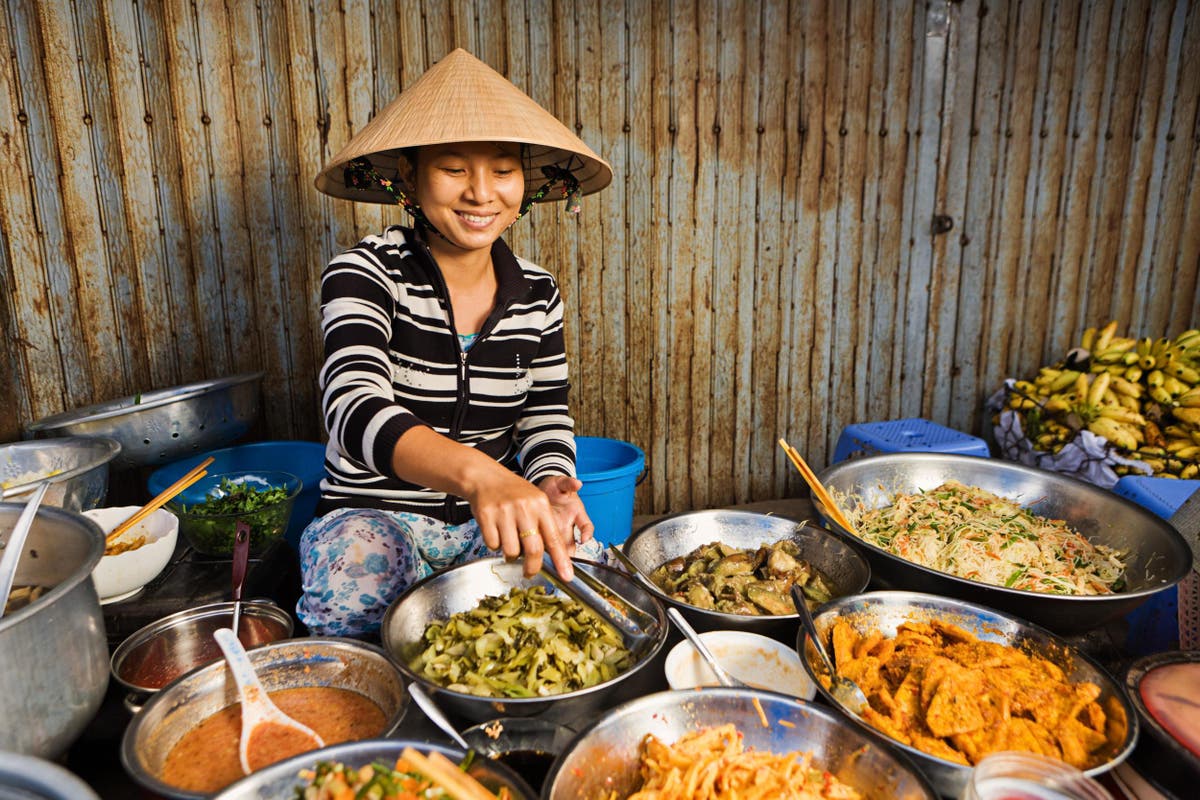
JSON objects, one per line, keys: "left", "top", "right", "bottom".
{"left": 121, "top": 637, "right": 409, "bottom": 800}
{"left": 0, "top": 504, "right": 109, "bottom": 758}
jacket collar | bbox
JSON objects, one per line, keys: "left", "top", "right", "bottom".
{"left": 407, "top": 225, "right": 530, "bottom": 305}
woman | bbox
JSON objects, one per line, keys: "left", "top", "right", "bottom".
{"left": 302, "top": 49, "right": 614, "bottom": 637}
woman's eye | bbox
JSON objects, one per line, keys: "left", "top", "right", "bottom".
{"left": 440, "top": 166, "right": 466, "bottom": 175}
{"left": 495, "top": 169, "right": 517, "bottom": 177}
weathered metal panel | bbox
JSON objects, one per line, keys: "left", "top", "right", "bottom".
{"left": 1, "top": 0, "right": 1197, "bottom": 517}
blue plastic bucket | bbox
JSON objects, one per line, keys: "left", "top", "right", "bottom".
{"left": 575, "top": 436, "right": 645, "bottom": 547}
{"left": 147, "top": 440, "right": 326, "bottom": 551}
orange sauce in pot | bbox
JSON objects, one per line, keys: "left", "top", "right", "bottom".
{"left": 159, "top": 686, "right": 386, "bottom": 793}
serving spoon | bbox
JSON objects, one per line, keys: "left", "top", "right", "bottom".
{"left": 213, "top": 627, "right": 325, "bottom": 775}
{"left": 0, "top": 482, "right": 50, "bottom": 620}
{"left": 790, "top": 585, "right": 869, "bottom": 714}
{"left": 666, "top": 607, "right": 747, "bottom": 688}
{"left": 408, "top": 682, "right": 472, "bottom": 751}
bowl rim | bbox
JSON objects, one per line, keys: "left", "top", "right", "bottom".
{"left": 799, "top": 588, "right": 1140, "bottom": 777}
{"left": 0, "top": 437, "right": 123, "bottom": 499}
{"left": 542, "top": 686, "right": 939, "bottom": 798}
{"left": 663, "top": 628, "right": 815, "bottom": 697}
{"left": 814, "top": 452, "right": 1194, "bottom": 602}
{"left": 25, "top": 372, "right": 265, "bottom": 432}
{"left": 382, "top": 556, "right": 669, "bottom": 708}
{"left": 621, "top": 510, "right": 872, "bottom": 620}
{"left": 168, "top": 470, "right": 303, "bottom": 517}
{"left": 1123, "top": 649, "right": 1200, "bottom": 773}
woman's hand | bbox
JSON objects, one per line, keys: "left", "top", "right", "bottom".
{"left": 464, "top": 467, "right": 575, "bottom": 581}
{"left": 538, "top": 475, "right": 595, "bottom": 552}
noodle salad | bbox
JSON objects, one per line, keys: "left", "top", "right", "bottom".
{"left": 845, "top": 480, "right": 1126, "bottom": 595}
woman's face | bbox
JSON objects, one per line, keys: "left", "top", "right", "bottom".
{"left": 411, "top": 141, "right": 524, "bottom": 253}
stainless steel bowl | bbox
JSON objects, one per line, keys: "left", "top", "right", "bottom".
{"left": 121, "top": 637, "right": 409, "bottom": 800}
{"left": 213, "top": 739, "right": 535, "bottom": 800}
{"left": 110, "top": 600, "right": 294, "bottom": 699}
{"left": 621, "top": 510, "right": 871, "bottom": 641}
{"left": 25, "top": 373, "right": 264, "bottom": 470}
{"left": 0, "top": 751, "right": 102, "bottom": 800}
{"left": 381, "top": 557, "right": 669, "bottom": 725}
{"left": 544, "top": 687, "right": 937, "bottom": 799}
{"left": 0, "top": 504, "right": 110, "bottom": 758}
{"left": 0, "top": 437, "right": 121, "bottom": 510}
{"left": 797, "top": 590, "right": 1138, "bottom": 798}
{"left": 814, "top": 453, "right": 1193, "bottom": 634}
{"left": 1123, "top": 650, "right": 1200, "bottom": 797}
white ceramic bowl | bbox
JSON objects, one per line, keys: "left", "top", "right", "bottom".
{"left": 663, "top": 629, "right": 815, "bottom": 699}
{"left": 84, "top": 506, "right": 178, "bottom": 603}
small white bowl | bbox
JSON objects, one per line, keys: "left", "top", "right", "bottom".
{"left": 664, "top": 629, "right": 815, "bottom": 699}
{"left": 85, "top": 506, "right": 179, "bottom": 603}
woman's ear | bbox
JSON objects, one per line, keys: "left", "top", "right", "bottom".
{"left": 396, "top": 148, "right": 418, "bottom": 189}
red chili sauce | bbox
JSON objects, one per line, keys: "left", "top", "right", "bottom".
{"left": 1138, "top": 661, "right": 1200, "bottom": 758}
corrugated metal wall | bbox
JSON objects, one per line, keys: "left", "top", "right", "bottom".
{"left": 1, "top": 0, "right": 1197, "bottom": 514}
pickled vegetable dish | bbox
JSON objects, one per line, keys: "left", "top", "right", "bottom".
{"left": 649, "top": 539, "right": 835, "bottom": 615}
{"left": 845, "top": 480, "right": 1126, "bottom": 595}
{"left": 410, "top": 586, "right": 634, "bottom": 698}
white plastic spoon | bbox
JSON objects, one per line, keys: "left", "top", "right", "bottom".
{"left": 0, "top": 482, "right": 50, "bottom": 620}
{"left": 212, "top": 627, "right": 325, "bottom": 775}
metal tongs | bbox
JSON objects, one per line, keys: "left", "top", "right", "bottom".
{"left": 538, "top": 553, "right": 660, "bottom": 657}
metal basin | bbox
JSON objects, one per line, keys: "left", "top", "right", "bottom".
{"left": 26, "top": 372, "right": 264, "bottom": 470}
{"left": 814, "top": 453, "right": 1193, "bottom": 634}
{"left": 0, "top": 504, "right": 109, "bottom": 758}
{"left": 544, "top": 687, "right": 937, "bottom": 799}
{"left": 120, "top": 637, "right": 408, "bottom": 800}
{"left": 0, "top": 437, "right": 121, "bottom": 510}
{"left": 621, "top": 510, "right": 871, "bottom": 642}
{"left": 0, "top": 752, "right": 101, "bottom": 800}
{"left": 797, "top": 590, "right": 1138, "bottom": 798}
{"left": 381, "top": 557, "right": 669, "bottom": 725}
{"left": 213, "top": 739, "right": 535, "bottom": 800}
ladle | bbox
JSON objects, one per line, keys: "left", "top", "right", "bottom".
{"left": 790, "top": 585, "right": 868, "bottom": 714}
{"left": 0, "top": 482, "right": 50, "bottom": 620}
{"left": 212, "top": 627, "right": 325, "bottom": 775}
{"left": 407, "top": 682, "right": 472, "bottom": 751}
{"left": 666, "top": 607, "right": 747, "bottom": 689}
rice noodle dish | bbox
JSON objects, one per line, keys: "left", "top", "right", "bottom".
{"left": 844, "top": 480, "right": 1125, "bottom": 595}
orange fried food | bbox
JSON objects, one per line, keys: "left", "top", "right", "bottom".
{"left": 828, "top": 619, "right": 1125, "bottom": 769}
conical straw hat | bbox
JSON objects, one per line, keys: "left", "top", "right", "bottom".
{"left": 315, "top": 48, "right": 613, "bottom": 206}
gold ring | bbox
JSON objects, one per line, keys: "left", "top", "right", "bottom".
{"left": 518, "top": 529, "right": 538, "bottom": 539}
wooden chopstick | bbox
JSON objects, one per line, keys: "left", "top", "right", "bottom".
{"left": 777, "top": 439, "right": 857, "bottom": 534}
{"left": 105, "top": 456, "right": 215, "bottom": 546}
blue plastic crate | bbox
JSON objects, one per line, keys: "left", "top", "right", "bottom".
{"left": 1113, "top": 476, "right": 1199, "bottom": 655}
{"left": 832, "top": 418, "right": 991, "bottom": 463}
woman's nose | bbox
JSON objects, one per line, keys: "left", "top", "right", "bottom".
{"left": 464, "top": 169, "right": 496, "bottom": 201}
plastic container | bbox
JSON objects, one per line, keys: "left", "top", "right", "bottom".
{"left": 833, "top": 418, "right": 990, "bottom": 463}
{"left": 575, "top": 436, "right": 645, "bottom": 547}
{"left": 1112, "top": 476, "right": 1199, "bottom": 655}
{"left": 961, "top": 751, "right": 1113, "bottom": 800}
{"left": 147, "top": 441, "right": 325, "bottom": 550}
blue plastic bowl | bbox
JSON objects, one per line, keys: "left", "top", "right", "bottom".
{"left": 147, "top": 441, "right": 325, "bottom": 550}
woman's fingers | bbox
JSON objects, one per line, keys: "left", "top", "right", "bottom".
{"left": 534, "top": 509, "right": 574, "bottom": 581}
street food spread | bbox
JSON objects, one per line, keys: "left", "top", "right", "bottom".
{"left": 845, "top": 480, "right": 1126, "bottom": 595}
{"left": 620, "top": 725, "right": 863, "bottom": 799}
{"left": 410, "top": 586, "right": 633, "bottom": 698}
{"left": 159, "top": 686, "right": 386, "bottom": 793}
{"left": 828, "top": 617, "right": 1124, "bottom": 768}
{"left": 649, "top": 539, "right": 835, "bottom": 614}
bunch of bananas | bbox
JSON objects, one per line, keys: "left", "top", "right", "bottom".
{"left": 1003, "top": 321, "right": 1200, "bottom": 479}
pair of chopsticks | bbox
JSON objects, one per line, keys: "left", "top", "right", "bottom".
{"left": 777, "top": 439, "right": 856, "bottom": 534}
{"left": 401, "top": 746, "right": 499, "bottom": 800}
{"left": 104, "top": 456, "right": 215, "bottom": 546}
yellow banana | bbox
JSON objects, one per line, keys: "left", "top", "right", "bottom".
{"left": 1168, "top": 363, "right": 1200, "bottom": 384}
{"left": 1124, "top": 366, "right": 1143, "bottom": 383}
{"left": 1087, "top": 372, "right": 1112, "bottom": 407}
{"left": 1182, "top": 462, "right": 1199, "bottom": 479}
{"left": 1174, "top": 329, "right": 1200, "bottom": 348}
{"left": 1094, "top": 320, "right": 1119, "bottom": 352}
{"left": 1043, "top": 396, "right": 1072, "bottom": 413}
{"left": 1110, "top": 376, "right": 1142, "bottom": 398}
{"left": 1080, "top": 327, "right": 1097, "bottom": 351}
{"left": 1164, "top": 375, "right": 1191, "bottom": 397}
{"left": 1149, "top": 386, "right": 1175, "bottom": 406}
{"left": 1181, "top": 389, "right": 1200, "bottom": 408}
{"left": 1075, "top": 373, "right": 1090, "bottom": 401}
{"left": 1048, "top": 369, "right": 1081, "bottom": 393}
{"left": 1147, "top": 370, "right": 1166, "bottom": 388}
{"left": 1098, "top": 405, "right": 1145, "bottom": 426}
{"left": 1173, "top": 407, "right": 1200, "bottom": 426}
{"left": 1175, "top": 444, "right": 1200, "bottom": 460}
{"left": 1088, "top": 417, "right": 1138, "bottom": 450}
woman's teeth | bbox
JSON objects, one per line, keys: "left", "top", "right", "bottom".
{"left": 458, "top": 212, "right": 495, "bottom": 225}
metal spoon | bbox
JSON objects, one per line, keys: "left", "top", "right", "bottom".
{"left": 0, "top": 482, "right": 50, "bottom": 620}
{"left": 790, "top": 585, "right": 868, "bottom": 714}
{"left": 213, "top": 627, "right": 325, "bottom": 775}
{"left": 230, "top": 521, "right": 251, "bottom": 638}
{"left": 666, "top": 607, "right": 747, "bottom": 688}
{"left": 408, "top": 682, "right": 472, "bottom": 751}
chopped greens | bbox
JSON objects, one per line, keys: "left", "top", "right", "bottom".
{"left": 410, "top": 586, "right": 634, "bottom": 698}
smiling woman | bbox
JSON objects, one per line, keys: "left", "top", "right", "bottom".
{"left": 297, "top": 48, "right": 615, "bottom": 638}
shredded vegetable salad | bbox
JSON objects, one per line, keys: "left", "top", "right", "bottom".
{"left": 846, "top": 480, "right": 1126, "bottom": 595}
{"left": 295, "top": 751, "right": 509, "bottom": 800}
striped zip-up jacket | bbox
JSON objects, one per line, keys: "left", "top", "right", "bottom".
{"left": 317, "top": 225, "right": 577, "bottom": 524}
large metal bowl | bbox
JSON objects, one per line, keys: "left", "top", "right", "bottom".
{"left": 797, "top": 590, "right": 1138, "bottom": 798}
{"left": 621, "top": 510, "right": 871, "bottom": 642}
{"left": 381, "top": 557, "right": 669, "bottom": 725}
{"left": 544, "top": 687, "right": 937, "bottom": 799}
{"left": 0, "top": 437, "right": 121, "bottom": 510}
{"left": 0, "top": 504, "right": 110, "bottom": 758}
{"left": 0, "top": 751, "right": 101, "bottom": 800}
{"left": 213, "top": 738, "right": 535, "bottom": 800}
{"left": 25, "top": 373, "right": 264, "bottom": 470}
{"left": 121, "top": 637, "right": 408, "bottom": 800}
{"left": 814, "top": 453, "right": 1193, "bottom": 634}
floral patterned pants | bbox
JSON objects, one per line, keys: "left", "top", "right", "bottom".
{"left": 296, "top": 507, "right": 604, "bottom": 637}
